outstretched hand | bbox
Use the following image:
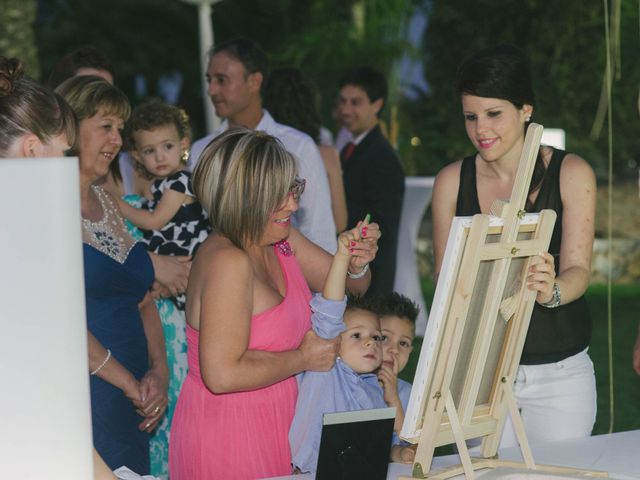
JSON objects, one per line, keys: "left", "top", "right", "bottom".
{"left": 336, "top": 223, "right": 364, "bottom": 258}
{"left": 346, "top": 217, "right": 380, "bottom": 274}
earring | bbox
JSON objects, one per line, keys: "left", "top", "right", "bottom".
{"left": 181, "top": 149, "right": 190, "bottom": 163}
{"left": 525, "top": 115, "right": 532, "bottom": 122}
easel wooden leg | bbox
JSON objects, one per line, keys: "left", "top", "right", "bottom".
{"left": 445, "top": 394, "right": 475, "bottom": 479}
{"left": 500, "top": 378, "right": 535, "bottom": 468}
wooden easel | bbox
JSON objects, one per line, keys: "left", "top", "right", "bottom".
{"left": 399, "top": 124, "right": 606, "bottom": 479}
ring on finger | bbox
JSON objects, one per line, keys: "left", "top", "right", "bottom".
{"left": 153, "top": 405, "right": 161, "bottom": 415}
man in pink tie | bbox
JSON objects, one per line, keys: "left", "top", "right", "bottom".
{"left": 338, "top": 67, "right": 405, "bottom": 295}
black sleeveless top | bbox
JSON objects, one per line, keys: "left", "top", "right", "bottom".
{"left": 456, "top": 148, "right": 591, "bottom": 364}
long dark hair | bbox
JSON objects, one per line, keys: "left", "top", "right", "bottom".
{"left": 263, "top": 67, "right": 322, "bottom": 143}
{"left": 456, "top": 45, "right": 545, "bottom": 210}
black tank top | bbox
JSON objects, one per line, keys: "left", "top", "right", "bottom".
{"left": 456, "top": 149, "right": 591, "bottom": 364}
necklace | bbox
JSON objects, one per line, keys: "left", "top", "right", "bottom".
{"left": 81, "top": 186, "right": 135, "bottom": 264}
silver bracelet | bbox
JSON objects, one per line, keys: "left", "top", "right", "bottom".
{"left": 347, "top": 263, "right": 369, "bottom": 279}
{"left": 90, "top": 349, "right": 111, "bottom": 375}
{"left": 541, "top": 282, "right": 561, "bottom": 308}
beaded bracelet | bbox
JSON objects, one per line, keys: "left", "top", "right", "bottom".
{"left": 91, "top": 349, "right": 111, "bottom": 375}
{"left": 347, "top": 263, "right": 369, "bottom": 280}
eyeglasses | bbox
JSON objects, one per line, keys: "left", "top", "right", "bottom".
{"left": 288, "top": 177, "right": 306, "bottom": 202}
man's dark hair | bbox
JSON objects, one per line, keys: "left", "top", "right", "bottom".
{"left": 47, "top": 45, "right": 114, "bottom": 88}
{"left": 210, "top": 38, "right": 269, "bottom": 78}
{"left": 339, "top": 66, "right": 388, "bottom": 107}
{"left": 369, "top": 292, "right": 419, "bottom": 324}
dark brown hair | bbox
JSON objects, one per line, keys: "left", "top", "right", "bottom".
{"left": 456, "top": 45, "right": 544, "bottom": 208}
{"left": 0, "top": 57, "right": 77, "bottom": 157}
{"left": 47, "top": 45, "right": 114, "bottom": 88}
{"left": 124, "top": 99, "right": 192, "bottom": 151}
{"left": 263, "top": 67, "right": 322, "bottom": 143}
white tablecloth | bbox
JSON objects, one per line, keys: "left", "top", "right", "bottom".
{"left": 272, "top": 430, "right": 640, "bottom": 479}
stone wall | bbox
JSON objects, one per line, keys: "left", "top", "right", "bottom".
{"left": 591, "top": 238, "right": 640, "bottom": 284}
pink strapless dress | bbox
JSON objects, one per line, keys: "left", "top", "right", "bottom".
{"left": 169, "top": 243, "right": 311, "bottom": 479}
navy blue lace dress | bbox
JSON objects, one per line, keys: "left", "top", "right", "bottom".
{"left": 83, "top": 186, "right": 154, "bottom": 473}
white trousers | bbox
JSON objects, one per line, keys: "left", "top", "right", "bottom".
{"left": 500, "top": 348, "right": 597, "bottom": 448}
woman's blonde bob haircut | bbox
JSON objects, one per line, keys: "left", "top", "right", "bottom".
{"left": 193, "top": 128, "right": 297, "bottom": 250}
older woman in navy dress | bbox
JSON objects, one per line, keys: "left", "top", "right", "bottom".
{"left": 56, "top": 75, "right": 168, "bottom": 473}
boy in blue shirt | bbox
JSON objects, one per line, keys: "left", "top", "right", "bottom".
{"left": 374, "top": 292, "right": 419, "bottom": 463}
{"left": 289, "top": 226, "right": 387, "bottom": 474}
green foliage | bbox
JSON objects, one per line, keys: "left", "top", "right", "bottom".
{"left": 211, "top": 0, "right": 417, "bottom": 133}
{"left": 586, "top": 283, "right": 640, "bottom": 434}
{"left": 0, "top": 0, "right": 40, "bottom": 77}
{"left": 36, "top": 0, "right": 203, "bottom": 132}
{"left": 32, "top": 0, "right": 638, "bottom": 178}
{"left": 34, "top": 0, "right": 418, "bottom": 142}
{"left": 412, "top": 0, "right": 640, "bottom": 179}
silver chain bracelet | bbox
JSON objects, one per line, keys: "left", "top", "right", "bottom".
{"left": 347, "top": 263, "right": 369, "bottom": 279}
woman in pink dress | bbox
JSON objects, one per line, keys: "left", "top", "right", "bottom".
{"left": 169, "top": 128, "right": 380, "bottom": 479}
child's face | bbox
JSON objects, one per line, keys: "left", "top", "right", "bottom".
{"left": 132, "top": 124, "right": 188, "bottom": 178}
{"left": 380, "top": 315, "right": 414, "bottom": 374}
{"left": 340, "top": 309, "right": 383, "bottom": 374}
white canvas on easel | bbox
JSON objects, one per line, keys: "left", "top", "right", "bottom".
{"left": 401, "top": 213, "right": 544, "bottom": 442}
{"left": 399, "top": 124, "right": 607, "bottom": 479}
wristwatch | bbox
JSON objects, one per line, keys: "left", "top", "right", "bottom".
{"left": 541, "top": 282, "right": 561, "bottom": 308}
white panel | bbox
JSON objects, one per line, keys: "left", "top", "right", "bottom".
{"left": 393, "top": 176, "right": 435, "bottom": 335}
{"left": 0, "top": 157, "right": 93, "bottom": 479}
{"left": 541, "top": 128, "right": 566, "bottom": 150}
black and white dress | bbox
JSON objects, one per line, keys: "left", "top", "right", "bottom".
{"left": 142, "top": 170, "right": 211, "bottom": 309}
{"left": 144, "top": 170, "right": 210, "bottom": 257}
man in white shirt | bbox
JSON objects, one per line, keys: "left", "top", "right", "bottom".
{"left": 190, "top": 38, "right": 337, "bottom": 253}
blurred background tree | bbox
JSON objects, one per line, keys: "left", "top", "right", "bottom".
{"left": 210, "top": 0, "right": 418, "bottom": 151}
{"left": 0, "top": 0, "right": 40, "bottom": 76}
{"left": 36, "top": 0, "right": 203, "bottom": 130}
{"left": 19, "top": 0, "right": 640, "bottom": 179}
{"left": 414, "top": 0, "right": 639, "bottom": 179}
{"left": 34, "top": 0, "right": 417, "bottom": 151}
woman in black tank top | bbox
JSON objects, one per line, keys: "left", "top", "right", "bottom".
{"left": 431, "top": 45, "right": 597, "bottom": 447}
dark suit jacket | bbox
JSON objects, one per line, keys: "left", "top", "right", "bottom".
{"left": 342, "top": 124, "right": 405, "bottom": 295}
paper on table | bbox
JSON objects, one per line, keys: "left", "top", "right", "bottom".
{"left": 113, "top": 466, "right": 161, "bottom": 480}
